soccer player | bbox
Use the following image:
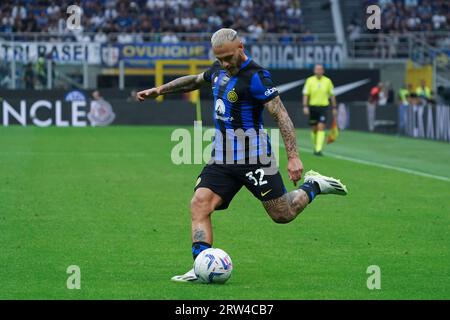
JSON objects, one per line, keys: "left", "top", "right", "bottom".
{"left": 398, "top": 83, "right": 413, "bottom": 135}
{"left": 415, "top": 79, "right": 432, "bottom": 103}
{"left": 367, "top": 82, "right": 383, "bottom": 132}
{"left": 137, "top": 29, "right": 347, "bottom": 282}
{"left": 302, "top": 64, "right": 337, "bottom": 156}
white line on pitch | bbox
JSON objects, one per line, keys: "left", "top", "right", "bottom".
{"left": 0, "top": 151, "right": 149, "bottom": 158}
{"left": 298, "top": 147, "right": 450, "bottom": 183}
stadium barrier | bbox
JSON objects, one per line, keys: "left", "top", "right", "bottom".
{"left": 0, "top": 32, "right": 338, "bottom": 44}
{"left": 0, "top": 95, "right": 342, "bottom": 128}
{"left": 97, "top": 69, "right": 379, "bottom": 102}
{"left": 0, "top": 41, "right": 347, "bottom": 90}
{"left": 403, "top": 103, "right": 450, "bottom": 142}
{"left": 2, "top": 89, "right": 449, "bottom": 142}
{"left": 1, "top": 68, "right": 379, "bottom": 125}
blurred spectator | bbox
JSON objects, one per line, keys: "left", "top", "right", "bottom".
{"left": 387, "top": 31, "right": 399, "bottom": 58}
{"left": 1, "top": 12, "right": 14, "bottom": 32}
{"left": 72, "top": 26, "right": 91, "bottom": 42}
{"left": 408, "top": 92, "right": 425, "bottom": 112}
{"left": 46, "top": 2, "right": 60, "bottom": 18}
{"left": 35, "top": 54, "right": 46, "bottom": 89}
{"left": 384, "top": 81, "right": 395, "bottom": 104}
{"left": 404, "top": 0, "right": 418, "bottom": 8}
{"left": 0, "top": 62, "right": 12, "bottom": 88}
{"left": 432, "top": 9, "right": 447, "bottom": 30}
{"left": 406, "top": 10, "right": 421, "bottom": 30}
{"left": 279, "top": 30, "right": 294, "bottom": 44}
{"left": 374, "top": 33, "right": 388, "bottom": 58}
{"left": 347, "top": 14, "right": 362, "bottom": 41}
{"left": 24, "top": 62, "right": 34, "bottom": 89}
{"left": 301, "top": 29, "right": 316, "bottom": 43}
{"left": 367, "top": 82, "right": 384, "bottom": 131}
{"left": 127, "top": 89, "right": 138, "bottom": 102}
{"left": 35, "top": 10, "right": 49, "bottom": 29}
{"left": 104, "top": 3, "right": 118, "bottom": 21}
{"left": 416, "top": 79, "right": 432, "bottom": 102}
{"left": 397, "top": 83, "right": 413, "bottom": 134}
{"left": 161, "top": 32, "right": 179, "bottom": 44}
{"left": 117, "top": 29, "right": 133, "bottom": 43}
{"left": 247, "top": 22, "right": 264, "bottom": 42}
{"left": 92, "top": 90, "right": 101, "bottom": 100}
{"left": 94, "top": 29, "right": 108, "bottom": 43}
{"left": 398, "top": 83, "right": 413, "bottom": 105}
{"left": 435, "top": 86, "right": 447, "bottom": 105}
{"left": 12, "top": 2, "right": 27, "bottom": 20}
{"left": 378, "top": 0, "right": 393, "bottom": 10}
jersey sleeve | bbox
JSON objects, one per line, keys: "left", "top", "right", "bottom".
{"left": 302, "top": 78, "right": 310, "bottom": 96}
{"left": 203, "top": 60, "right": 221, "bottom": 83}
{"left": 328, "top": 79, "right": 335, "bottom": 96}
{"left": 250, "top": 70, "right": 279, "bottom": 103}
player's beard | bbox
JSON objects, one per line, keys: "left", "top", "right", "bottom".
{"left": 226, "top": 67, "right": 238, "bottom": 76}
{"left": 225, "top": 60, "right": 241, "bottom": 76}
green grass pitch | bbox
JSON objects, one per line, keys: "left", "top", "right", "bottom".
{"left": 1, "top": 126, "right": 449, "bottom": 299}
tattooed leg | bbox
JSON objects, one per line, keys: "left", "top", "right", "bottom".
{"left": 190, "top": 187, "right": 223, "bottom": 244}
{"left": 262, "top": 189, "right": 309, "bottom": 224}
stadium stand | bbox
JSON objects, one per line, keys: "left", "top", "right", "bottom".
{"left": 368, "top": 0, "right": 449, "bottom": 33}
{"left": 0, "top": 0, "right": 449, "bottom": 94}
{"left": 343, "top": 0, "right": 449, "bottom": 59}
{"left": 298, "top": 1, "right": 334, "bottom": 34}
{"left": 0, "top": 0, "right": 305, "bottom": 38}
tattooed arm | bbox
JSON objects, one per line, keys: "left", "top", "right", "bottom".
{"left": 137, "top": 73, "right": 205, "bottom": 101}
{"left": 265, "top": 96, "right": 304, "bottom": 184}
{"left": 265, "top": 96, "right": 298, "bottom": 159}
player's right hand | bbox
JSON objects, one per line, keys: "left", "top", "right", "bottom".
{"left": 137, "top": 88, "right": 160, "bottom": 101}
{"left": 303, "top": 106, "right": 309, "bottom": 115}
{"left": 287, "top": 156, "right": 303, "bottom": 186}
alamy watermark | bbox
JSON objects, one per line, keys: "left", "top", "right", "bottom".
{"left": 66, "top": 5, "right": 82, "bottom": 30}
{"left": 66, "top": 265, "right": 81, "bottom": 290}
{"left": 366, "top": 5, "right": 381, "bottom": 30}
{"left": 170, "top": 122, "right": 281, "bottom": 174}
{"left": 366, "top": 265, "right": 381, "bottom": 290}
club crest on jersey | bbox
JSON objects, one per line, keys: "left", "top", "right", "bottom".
{"left": 215, "top": 99, "right": 225, "bottom": 115}
{"left": 227, "top": 89, "right": 238, "bottom": 103}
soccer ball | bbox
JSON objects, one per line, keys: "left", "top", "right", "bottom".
{"left": 194, "top": 248, "right": 233, "bottom": 284}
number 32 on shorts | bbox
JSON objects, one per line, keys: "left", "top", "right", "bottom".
{"left": 245, "top": 169, "right": 268, "bottom": 186}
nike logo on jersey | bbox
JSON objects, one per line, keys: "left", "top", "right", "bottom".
{"left": 261, "top": 189, "right": 272, "bottom": 197}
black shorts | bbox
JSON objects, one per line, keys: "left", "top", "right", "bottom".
{"left": 309, "top": 106, "right": 329, "bottom": 126}
{"left": 194, "top": 163, "right": 287, "bottom": 210}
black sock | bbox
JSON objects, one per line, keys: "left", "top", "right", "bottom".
{"left": 299, "top": 181, "right": 321, "bottom": 203}
{"left": 192, "top": 242, "right": 211, "bottom": 260}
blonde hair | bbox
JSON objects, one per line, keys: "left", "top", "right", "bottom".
{"left": 211, "top": 28, "right": 238, "bottom": 48}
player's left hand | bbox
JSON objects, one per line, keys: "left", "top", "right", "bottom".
{"left": 303, "top": 106, "right": 309, "bottom": 116}
{"left": 332, "top": 107, "right": 338, "bottom": 117}
{"left": 287, "top": 156, "right": 303, "bottom": 186}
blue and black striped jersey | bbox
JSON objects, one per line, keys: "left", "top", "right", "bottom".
{"left": 203, "top": 58, "right": 279, "bottom": 163}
